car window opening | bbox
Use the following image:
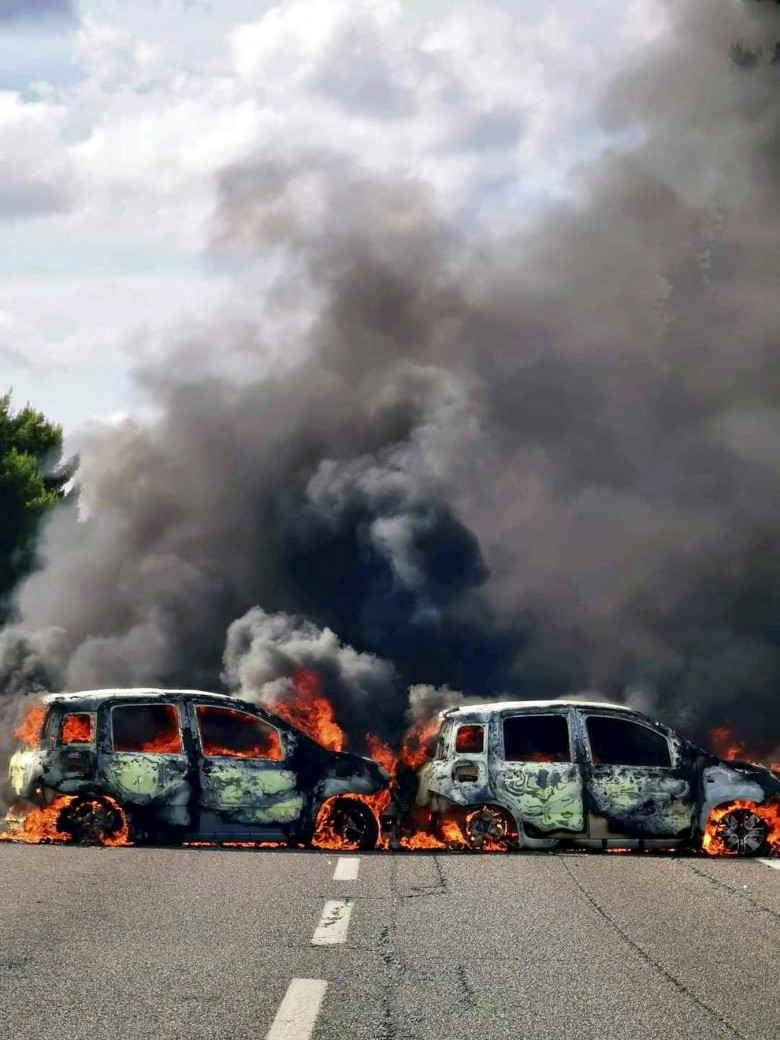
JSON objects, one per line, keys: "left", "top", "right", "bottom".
{"left": 586, "top": 716, "right": 671, "bottom": 768}
{"left": 112, "top": 704, "right": 182, "bottom": 754}
{"left": 62, "top": 713, "right": 94, "bottom": 744}
{"left": 455, "top": 724, "right": 485, "bottom": 754}
{"left": 196, "top": 706, "right": 283, "bottom": 760}
{"left": 503, "top": 714, "right": 571, "bottom": 763}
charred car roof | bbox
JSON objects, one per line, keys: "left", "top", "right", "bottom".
{"left": 441, "top": 699, "right": 656, "bottom": 723}
{"left": 42, "top": 688, "right": 258, "bottom": 714}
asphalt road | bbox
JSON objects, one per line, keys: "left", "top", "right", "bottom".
{"left": 0, "top": 846, "right": 778, "bottom": 1040}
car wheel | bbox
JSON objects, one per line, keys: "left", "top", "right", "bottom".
{"left": 326, "top": 799, "right": 380, "bottom": 850}
{"left": 59, "top": 796, "right": 128, "bottom": 846}
{"left": 464, "top": 806, "right": 518, "bottom": 850}
{"left": 713, "top": 807, "right": 768, "bottom": 856}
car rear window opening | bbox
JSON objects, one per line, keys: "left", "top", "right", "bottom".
{"left": 61, "top": 713, "right": 94, "bottom": 745}
{"left": 503, "top": 714, "right": 571, "bottom": 763}
{"left": 455, "top": 725, "right": 485, "bottom": 754}
{"left": 112, "top": 703, "right": 182, "bottom": 754}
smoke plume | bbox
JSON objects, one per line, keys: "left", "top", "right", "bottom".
{"left": 4, "top": 0, "right": 780, "bottom": 758}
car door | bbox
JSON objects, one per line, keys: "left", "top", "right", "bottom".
{"left": 191, "top": 703, "right": 302, "bottom": 828}
{"left": 490, "top": 711, "right": 585, "bottom": 833}
{"left": 581, "top": 712, "right": 694, "bottom": 838}
{"left": 100, "top": 699, "right": 190, "bottom": 826}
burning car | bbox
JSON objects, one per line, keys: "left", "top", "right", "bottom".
{"left": 6, "top": 689, "right": 390, "bottom": 847}
{"left": 414, "top": 700, "right": 780, "bottom": 855}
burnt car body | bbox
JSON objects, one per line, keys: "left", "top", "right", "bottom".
{"left": 7, "top": 689, "right": 389, "bottom": 846}
{"left": 415, "top": 700, "right": 780, "bottom": 854}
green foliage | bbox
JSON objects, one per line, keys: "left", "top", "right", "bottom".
{"left": 0, "top": 393, "right": 77, "bottom": 621}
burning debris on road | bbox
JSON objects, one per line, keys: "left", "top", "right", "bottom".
{"left": 4, "top": 684, "right": 778, "bottom": 856}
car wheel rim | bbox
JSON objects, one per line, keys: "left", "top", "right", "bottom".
{"left": 465, "top": 807, "right": 509, "bottom": 849}
{"left": 64, "top": 798, "right": 120, "bottom": 845}
{"left": 717, "top": 809, "right": 766, "bottom": 855}
{"left": 333, "top": 804, "right": 368, "bottom": 850}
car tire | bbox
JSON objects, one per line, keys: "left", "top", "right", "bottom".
{"left": 711, "top": 807, "right": 769, "bottom": 856}
{"left": 326, "top": 798, "right": 380, "bottom": 850}
{"left": 58, "top": 796, "right": 128, "bottom": 846}
{"left": 464, "top": 806, "right": 518, "bottom": 850}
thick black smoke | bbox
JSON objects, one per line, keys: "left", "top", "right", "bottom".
{"left": 4, "top": 0, "right": 780, "bottom": 757}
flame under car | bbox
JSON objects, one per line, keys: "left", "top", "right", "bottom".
{"left": 414, "top": 700, "right": 780, "bottom": 855}
{"left": 6, "top": 689, "right": 390, "bottom": 847}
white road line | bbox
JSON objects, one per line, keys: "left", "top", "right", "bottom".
{"left": 757, "top": 858, "right": 780, "bottom": 871}
{"left": 311, "top": 899, "right": 353, "bottom": 945}
{"left": 266, "top": 979, "right": 328, "bottom": 1040}
{"left": 332, "top": 856, "right": 360, "bottom": 881}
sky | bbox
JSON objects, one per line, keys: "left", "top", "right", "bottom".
{"left": 6, "top": 0, "right": 780, "bottom": 750}
{"left": 0, "top": 0, "right": 664, "bottom": 436}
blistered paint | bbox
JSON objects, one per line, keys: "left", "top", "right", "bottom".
{"left": 415, "top": 759, "right": 453, "bottom": 806}
{"left": 103, "top": 755, "right": 187, "bottom": 802}
{"left": 587, "top": 767, "right": 692, "bottom": 836}
{"left": 203, "top": 763, "right": 297, "bottom": 804}
{"left": 199, "top": 763, "right": 304, "bottom": 824}
{"left": 260, "top": 797, "right": 305, "bottom": 823}
{"left": 496, "top": 764, "right": 584, "bottom": 832}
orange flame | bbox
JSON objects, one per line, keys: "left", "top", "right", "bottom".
{"left": 312, "top": 796, "right": 362, "bottom": 850}
{"left": 271, "top": 669, "right": 346, "bottom": 752}
{"left": 14, "top": 704, "right": 45, "bottom": 749}
{"left": 399, "top": 716, "right": 439, "bottom": 771}
{"left": 3, "top": 795, "right": 131, "bottom": 846}
{"left": 707, "top": 724, "right": 780, "bottom": 774}
{"left": 366, "top": 732, "right": 397, "bottom": 776}
{"left": 399, "top": 818, "right": 467, "bottom": 850}
{"left": 62, "top": 713, "right": 93, "bottom": 744}
{"left": 708, "top": 725, "right": 747, "bottom": 762}
{"left": 119, "top": 732, "right": 182, "bottom": 754}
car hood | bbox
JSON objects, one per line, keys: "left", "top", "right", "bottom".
{"left": 722, "top": 759, "right": 780, "bottom": 799}
{"left": 332, "top": 750, "right": 391, "bottom": 788}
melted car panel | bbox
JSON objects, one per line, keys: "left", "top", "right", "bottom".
{"left": 415, "top": 699, "right": 780, "bottom": 849}
{"left": 7, "top": 688, "right": 388, "bottom": 844}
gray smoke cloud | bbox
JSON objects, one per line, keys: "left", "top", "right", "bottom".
{"left": 3, "top": 0, "right": 780, "bottom": 763}
{"left": 222, "top": 607, "right": 404, "bottom": 739}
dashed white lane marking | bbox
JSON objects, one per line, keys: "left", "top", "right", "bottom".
{"left": 332, "top": 856, "right": 360, "bottom": 881}
{"left": 312, "top": 899, "right": 353, "bottom": 945}
{"left": 266, "top": 979, "right": 328, "bottom": 1040}
{"left": 758, "top": 858, "right": 780, "bottom": 871}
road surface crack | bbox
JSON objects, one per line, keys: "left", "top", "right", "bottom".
{"left": 682, "top": 861, "right": 780, "bottom": 923}
{"left": 404, "top": 854, "right": 450, "bottom": 900}
{"left": 378, "top": 857, "right": 403, "bottom": 1040}
{"left": 456, "top": 962, "right": 477, "bottom": 1010}
{"left": 559, "top": 858, "right": 749, "bottom": 1040}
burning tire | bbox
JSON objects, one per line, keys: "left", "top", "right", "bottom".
{"left": 58, "top": 796, "right": 129, "bottom": 846}
{"left": 317, "top": 797, "right": 380, "bottom": 850}
{"left": 710, "top": 807, "right": 769, "bottom": 856}
{"left": 464, "top": 806, "right": 518, "bottom": 851}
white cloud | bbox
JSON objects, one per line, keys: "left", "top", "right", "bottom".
{"left": 0, "top": 91, "right": 76, "bottom": 219}
{"left": 0, "top": 0, "right": 669, "bottom": 430}
{"left": 0, "top": 272, "right": 234, "bottom": 434}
